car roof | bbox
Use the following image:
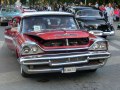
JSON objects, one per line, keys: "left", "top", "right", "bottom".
{"left": 70, "top": 6, "right": 99, "bottom": 10}
{"left": 79, "top": 9, "right": 100, "bottom": 11}
{"left": 72, "top": 6, "right": 92, "bottom": 9}
{"left": 21, "top": 11, "right": 73, "bottom": 18}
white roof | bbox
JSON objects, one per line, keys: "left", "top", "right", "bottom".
{"left": 21, "top": 11, "right": 73, "bottom": 18}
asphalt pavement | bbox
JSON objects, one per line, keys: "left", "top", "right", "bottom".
{"left": 0, "top": 22, "right": 120, "bottom": 90}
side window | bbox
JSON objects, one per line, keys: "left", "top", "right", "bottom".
{"left": 69, "top": 9, "right": 74, "bottom": 14}
{"left": 76, "top": 11, "right": 82, "bottom": 16}
{"left": 67, "top": 9, "right": 74, "bottom": 14}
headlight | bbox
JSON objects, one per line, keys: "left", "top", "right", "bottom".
{"left": 89, "top": 41, "right": 108, "bottom": 51}
{"left": 23, "top": 46, "right": 31, "bottom": 53}
{"left": 89, "top": 31, "right": 94, "bottom": 35}
{"left": 1, "top": 17, "right": 6, "bottom": 20}
{"left": 21, "top": 44, "right": 43, "bottom": 55}
{"left": 31, "top": 46, "right": 39, "bottom": 53}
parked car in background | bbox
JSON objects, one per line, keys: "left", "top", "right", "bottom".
{"left": 67, "top": 6, "right": 115, "bottom": 38}
{"left": 66, "top": 6, "right": 94, "bottom": 14}
{"left": 0, "top": 7, "right": 21, "bottom": 26}
{"left": 4, "top": 11, "right": 110, "bottom": 77}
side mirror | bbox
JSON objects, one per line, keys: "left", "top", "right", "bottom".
{"left": 5, "top": 26, "right": 12, "bottom": 31}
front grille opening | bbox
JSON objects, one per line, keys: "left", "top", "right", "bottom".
{"left": 27, "top": 59, "right": 104, "bottom": 70}
{"left": 42, "top": 38, "right": 89, "bottom": 47}
{"left": 97, "top": 25, "right": 109, "bottom": 31}
{"left": 43, "top": 39, "right": 66, "bottom": 47}
{"left": 88, "top": 25, "right": 109, "bottom": 31}
{"left": 68, "top": 38, "right": 89, "bottom": 46}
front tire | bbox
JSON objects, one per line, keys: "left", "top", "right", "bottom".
{"left": 21, "top": 66, "right": 30, "bottom": 78}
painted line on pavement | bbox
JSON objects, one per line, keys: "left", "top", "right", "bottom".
{"left": 0, "top": 41, "right": 4, "bottom": 49}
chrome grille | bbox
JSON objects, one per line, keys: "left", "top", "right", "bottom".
{"left": 43, "top": 38, "right": 89, "bottom": 47}
{"left": 51, "top": 56, "right": 87, "bottom": 64}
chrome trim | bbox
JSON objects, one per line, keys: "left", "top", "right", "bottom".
{"left": 103, "top": 31, "right": 115, "bottom": 36}
{"left": 19, "top": 51, "right": 110, "bottom": 65}
{"left": 43, "top": 47, "right": 89, "bottom": 51}
{"left": 49, "top": 60, "right": 88, "bottom": 66}
{"left": 22, "top": 61, "right": 106, "bottom": 74}
{"left": 89, "top": 37, "right": 108, "bottom": 50}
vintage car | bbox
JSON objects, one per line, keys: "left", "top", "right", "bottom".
{"left": 4, "top": 12, "right": 110, "bottom": 77}
{"left": 0, "top": 8, "right": 21, "bottom": 26}
{"left": 67, "top": 6, "right": 115, "bottom": 38}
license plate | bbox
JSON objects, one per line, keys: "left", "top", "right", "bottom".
{"left": 63, "top": 67, "right": 76, "bottom": 73}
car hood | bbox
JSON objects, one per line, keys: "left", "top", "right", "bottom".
{"left": 77, "top": 17, "right": 106, "bottom": 25}
{"left": 24, "top": 30, "right": 89, "bottom": 40}
{"left": 77, "top": 16, "right": 104, "bottom": 20}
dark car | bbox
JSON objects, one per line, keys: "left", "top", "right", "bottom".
{"left": 67, "top": 6, "right": 115, "bottom": 38}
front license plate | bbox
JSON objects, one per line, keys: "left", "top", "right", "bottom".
{"left": 63, "top": 67, "right": 76, "bottom": 73}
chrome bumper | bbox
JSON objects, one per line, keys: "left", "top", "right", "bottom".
{"left": 22, "top": 62, "right": 106, "bottom": 74}
{"left": 18, "top": 51, "right": 110, "bottom": 74}
{"left": 89, "top": 31, "right": 115, "bottom": 37}
{"left": 103, "top": 31, "right": 115, "bottom": 36}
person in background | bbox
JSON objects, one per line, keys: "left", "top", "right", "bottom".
{"left": 99, "top": 4, "right": 106, "bottom": 11}
{"left": 80, "top": 2, "right": 83, "bottom": 6}
{"left": 106, "top": 3, "right": 114, "bottom": 25}
{"left": 15, "top": 0, "right": 22, "bottom": 9}
{"left": 95, "top": 2, "right": 99, "bottom": 8}
{"left": 59, "top": 5, "right": 63, "bottom": 11}
{"left": 47, "top": 4, "right": 52, "bottom": 11}
{"left": 88, "top": 3, "right": 92, "bottom": 7}
{"left": 99, "top": 4, "right": 108, "bottom": 21}
{"left": 114, "top": 6, "right": 120, "bottom": 21}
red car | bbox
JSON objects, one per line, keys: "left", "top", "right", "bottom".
{"left": 4, "top": 11, "right": 110, "bottom": 77}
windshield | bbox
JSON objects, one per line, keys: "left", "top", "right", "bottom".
{"left": 22, "top": 15, "right": 79, "bottom": 33}
{"left": 76, "top": 10, "right": 102, "bottom": 17}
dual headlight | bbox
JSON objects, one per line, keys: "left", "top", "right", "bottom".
{"left": 89, "top": 41, "right": 108, "bottom": 51}
{"left": 21, "top": 45, "right": 43, "bottom": 55}
{"left": 1, "top": 17, "right": 7, "bottom": 21}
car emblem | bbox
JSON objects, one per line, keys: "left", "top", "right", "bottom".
{"left": 55, "top": 33, "right": 77, "bottom": 37}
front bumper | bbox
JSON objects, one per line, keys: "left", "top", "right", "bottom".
{"left": 0, "top": 18, "right": 12, "bottom": 23}
{"left": 103, "top": 31, "right": 115, "bottom": 36}
{"left": 89, "top": 31, "right": 115, "bottom": 36}
{"left": 18, "top": 51, "right": 110, "bottom": 74}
